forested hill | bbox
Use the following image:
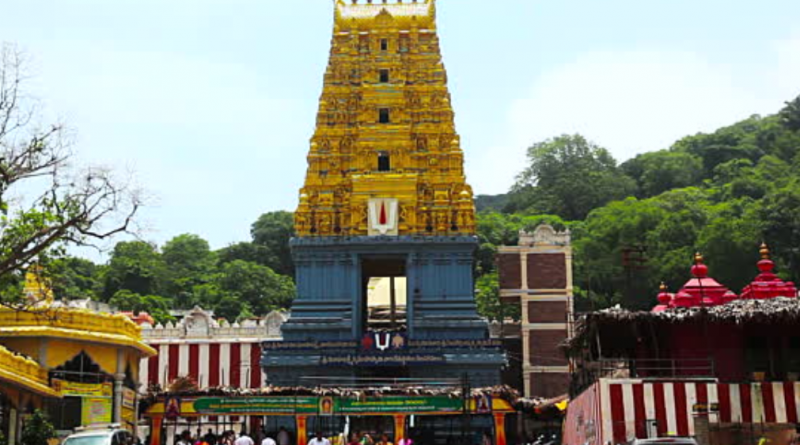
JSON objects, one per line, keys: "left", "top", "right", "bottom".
{"left": 475, "top": 94, "right": 800, "bottom": 313}
{"left": 11, "top": 95, "right": 799, "bottom": 323}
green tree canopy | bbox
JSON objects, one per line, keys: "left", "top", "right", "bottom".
{"left": 622, "top": 151, "right": 704, "bottom": 198}
{"left": 20, "top": 410, "right": 56, "bottom": 445}
{"left": 108, "top": 290, "right": 174, "bottom": 324}
{"left": 780, "top": 94, "right": 800, "bottom": 132}
{"left": 475, "top": 272, "right": 520, "bottom": 323}
{"left": 214, "top": 260, "right": 295, "bottom": 318}
{"left": 47, "top": 256, "right": 103, "bottom": 300}
{"left": 162, "top": 234, "right": 216, "bottom": 308}
{"left": 508, "top": 134, "right": 636, "bottom": 220}
{"left": 250, "top": 211, "right": 295, "bottom": 276}
{"left": 102, "top": 241, "right": 166, "bottom": 301}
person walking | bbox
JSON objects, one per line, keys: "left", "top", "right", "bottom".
{"left": 308, "top": 431, "right": 331, "bottom": 445}
{"left": 277, "top": 427, "right": 291, "bottom": 445}
{"left": 235, "top": 431, "right": 255, "bottom": 445}
{"left": 177, "top": 432, "right": 194, "bottom": 445}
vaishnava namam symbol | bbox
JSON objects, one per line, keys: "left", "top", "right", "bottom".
{"left": 368, "top": 198, "right": 398, "bottom": 235}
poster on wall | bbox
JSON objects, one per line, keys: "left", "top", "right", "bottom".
{"left": 121, "top": 406, "right": 136, "bottom": 432}
{"left": 82, "top": 398, "right": 112, "bottom": 425}
{"left": 52, "top": 380, "right": 112, "bottom": 397}
{"left": 123, "top": 388, "right": 136, "bottom": 410}
{"left": 319, "top": 396, "right": 334, "bottom": 416}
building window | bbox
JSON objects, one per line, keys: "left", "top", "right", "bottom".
{"left": 379, "top": 108, "right": 390, "bottom": 124}
{"left": 380, "top": 39, "right": 388, "bottom": 51}
{"left": 378, "top": 152, "right": 391, "bottom": 172}
{"left": 379, "top": 69, "right": 389, "bottom": 83}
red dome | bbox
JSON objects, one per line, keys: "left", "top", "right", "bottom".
{"left": 741, "top": 243, "right": 798, "bottom": 300}
{"left": 652, "top": 252, "right": 738, "bottom": 311}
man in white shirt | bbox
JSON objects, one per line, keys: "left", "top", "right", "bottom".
{"left": 235, "top": 431, "right": 255, "bottom": 445}
{"left": 307, "top": 431, "right": 331, "bottom": 445}
{"left": 262, "top": 435, "right": 277, "bottom": 445}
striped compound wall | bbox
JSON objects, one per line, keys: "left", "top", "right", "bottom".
{"left": 140, "top": 342, "right": 265, "bottom": 389}
{"left": 564, "top": 378, "right": 800, "bottom": 445}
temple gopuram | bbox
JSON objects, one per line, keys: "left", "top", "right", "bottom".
{"left": 263, "top": 0, "right": 504, "bottom": 386}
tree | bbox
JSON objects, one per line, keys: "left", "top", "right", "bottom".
{"left": 250, "top": 211, "right": 295, "bottom": 276}
{"left": 47, "top": 256, "right": 102, "bottom": 300}
{"left": 214, "top": 260, "right": 295, "bottom": 316}
{"left": 213, "top": 295, "right": 249, "bottom": 323}
{"left": 0, "top": 44, "right": 140, "bottom": 305}
{"left": 671, "top": 115, "right": 772, "bottom": 175}
{"left": 108, "top": 289, "right": 174, "bottom": 324}
{"left": 780, "top": 94, "right": 800, "bottom": 132}
{"left": 217, "top": 241, "right": 272, "bottom": 266}
{"left": 162, "top": 234, "right": 215, "bottom": 307}
{"left": 510, "top": 134, "right": 636, "bottom": 220}
{"left": 759, "top": 181, "right": 800, "bottom": 280}
{"left": 475, "top": 273, "right": 520, "bottom": 322}
{"left": 102, "top": 241, "right": 165, "bottom": 300}
{"left": 20, "top": 409, "right": 56, "bottom": 445}
{"left": 622, "top": 151, "right": 704, "bottom": 198}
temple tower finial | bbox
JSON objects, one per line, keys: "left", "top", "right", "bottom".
{"left": 760, "top": 242, "right": 771, "bottom": 260}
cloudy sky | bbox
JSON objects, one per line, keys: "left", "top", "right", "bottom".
{"left": 2, "top": 0, "right": 799, "bottom": 254}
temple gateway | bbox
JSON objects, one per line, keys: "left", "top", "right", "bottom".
{"left": 262, "top": 0, "right": 504, "bottom": 386}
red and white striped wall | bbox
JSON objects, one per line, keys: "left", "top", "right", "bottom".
{"left": 139, "top": 342, "right": 264, "bottom": 390}
{"left": 564, "top": 379, "right": 800, "bottom": 445}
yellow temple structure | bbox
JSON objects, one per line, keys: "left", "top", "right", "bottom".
{"left": 294, "top": 0, "right": 475, "bottom": 238}
{"left": 267, "top": 0, "right": 504, "bottom": 388}
{"left": 0, "top": 267, "right": 155, "bottom": 440}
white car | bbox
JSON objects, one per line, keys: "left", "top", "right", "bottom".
{"left": 62, "top": 426, "right": 135, "bottom": 445}
{"left": 628, "top": 438, "right": 698, "bottom": 445}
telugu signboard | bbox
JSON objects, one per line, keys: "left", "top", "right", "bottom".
{"left": 82, "top": 398, "right": 112, "bottom": 425}
{"left": 263, "top": 337, "right": 502, "bottom": 352}
{"left": 53, "top": 380, "right": 113, "bottom": 398}
{"left": 194, "top": 397, "right": 319, "bottom": 414}
{"left": 320, "top": 353, "right": 446, "bottom": 366}
{"left": 337, "top": 397, "right": 463, "bottom": 414}
{"left": 192, "top": 396, "right": 464, "bottom": 415}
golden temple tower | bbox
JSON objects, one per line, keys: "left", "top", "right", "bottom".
{"left": 268, "top": 0, "right": 504, "bottom": 387}
{"left": 295, "top": 0, "right": 475, "bottom": 238}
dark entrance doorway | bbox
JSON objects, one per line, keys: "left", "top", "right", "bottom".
{"left": 360, "top": 256, "right": 409, "bottom": 379}
{"left": 361, "top": 256, "right": 407, "bottom": 333}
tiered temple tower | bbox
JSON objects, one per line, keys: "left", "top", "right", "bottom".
{"left": 263, "top": 0, "right": 504, "bottom": 386}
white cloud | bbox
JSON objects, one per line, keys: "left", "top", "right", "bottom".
{"left": 470, "top": 32, "right": 800, "bottom": 196}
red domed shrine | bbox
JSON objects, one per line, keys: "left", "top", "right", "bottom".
{"left": 740, "top": 243, "right": 798, "bottom": 300}
{"left": 652, "top": 253, "right": 738, "bottom": 312}
{"left": 652, "top": 245, "right": 797, "bottom": 312}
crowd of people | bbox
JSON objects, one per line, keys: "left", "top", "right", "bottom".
{"left": 173, "top": 426, "right": 293, "bottom": 445}
{"left": 169, "top": 427, "right": 493, "bottom": 445}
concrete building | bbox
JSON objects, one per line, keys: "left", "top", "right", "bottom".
{"left": 497, "top": 225, "right": 574, "bottom": 398}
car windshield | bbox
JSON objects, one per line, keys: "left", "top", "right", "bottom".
{"left": 63, "top": 435, "right": 110, "bottom": 445}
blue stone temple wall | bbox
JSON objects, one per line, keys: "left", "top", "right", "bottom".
{"left": 262, "top": 236, "right": 505, "bottom": 386}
